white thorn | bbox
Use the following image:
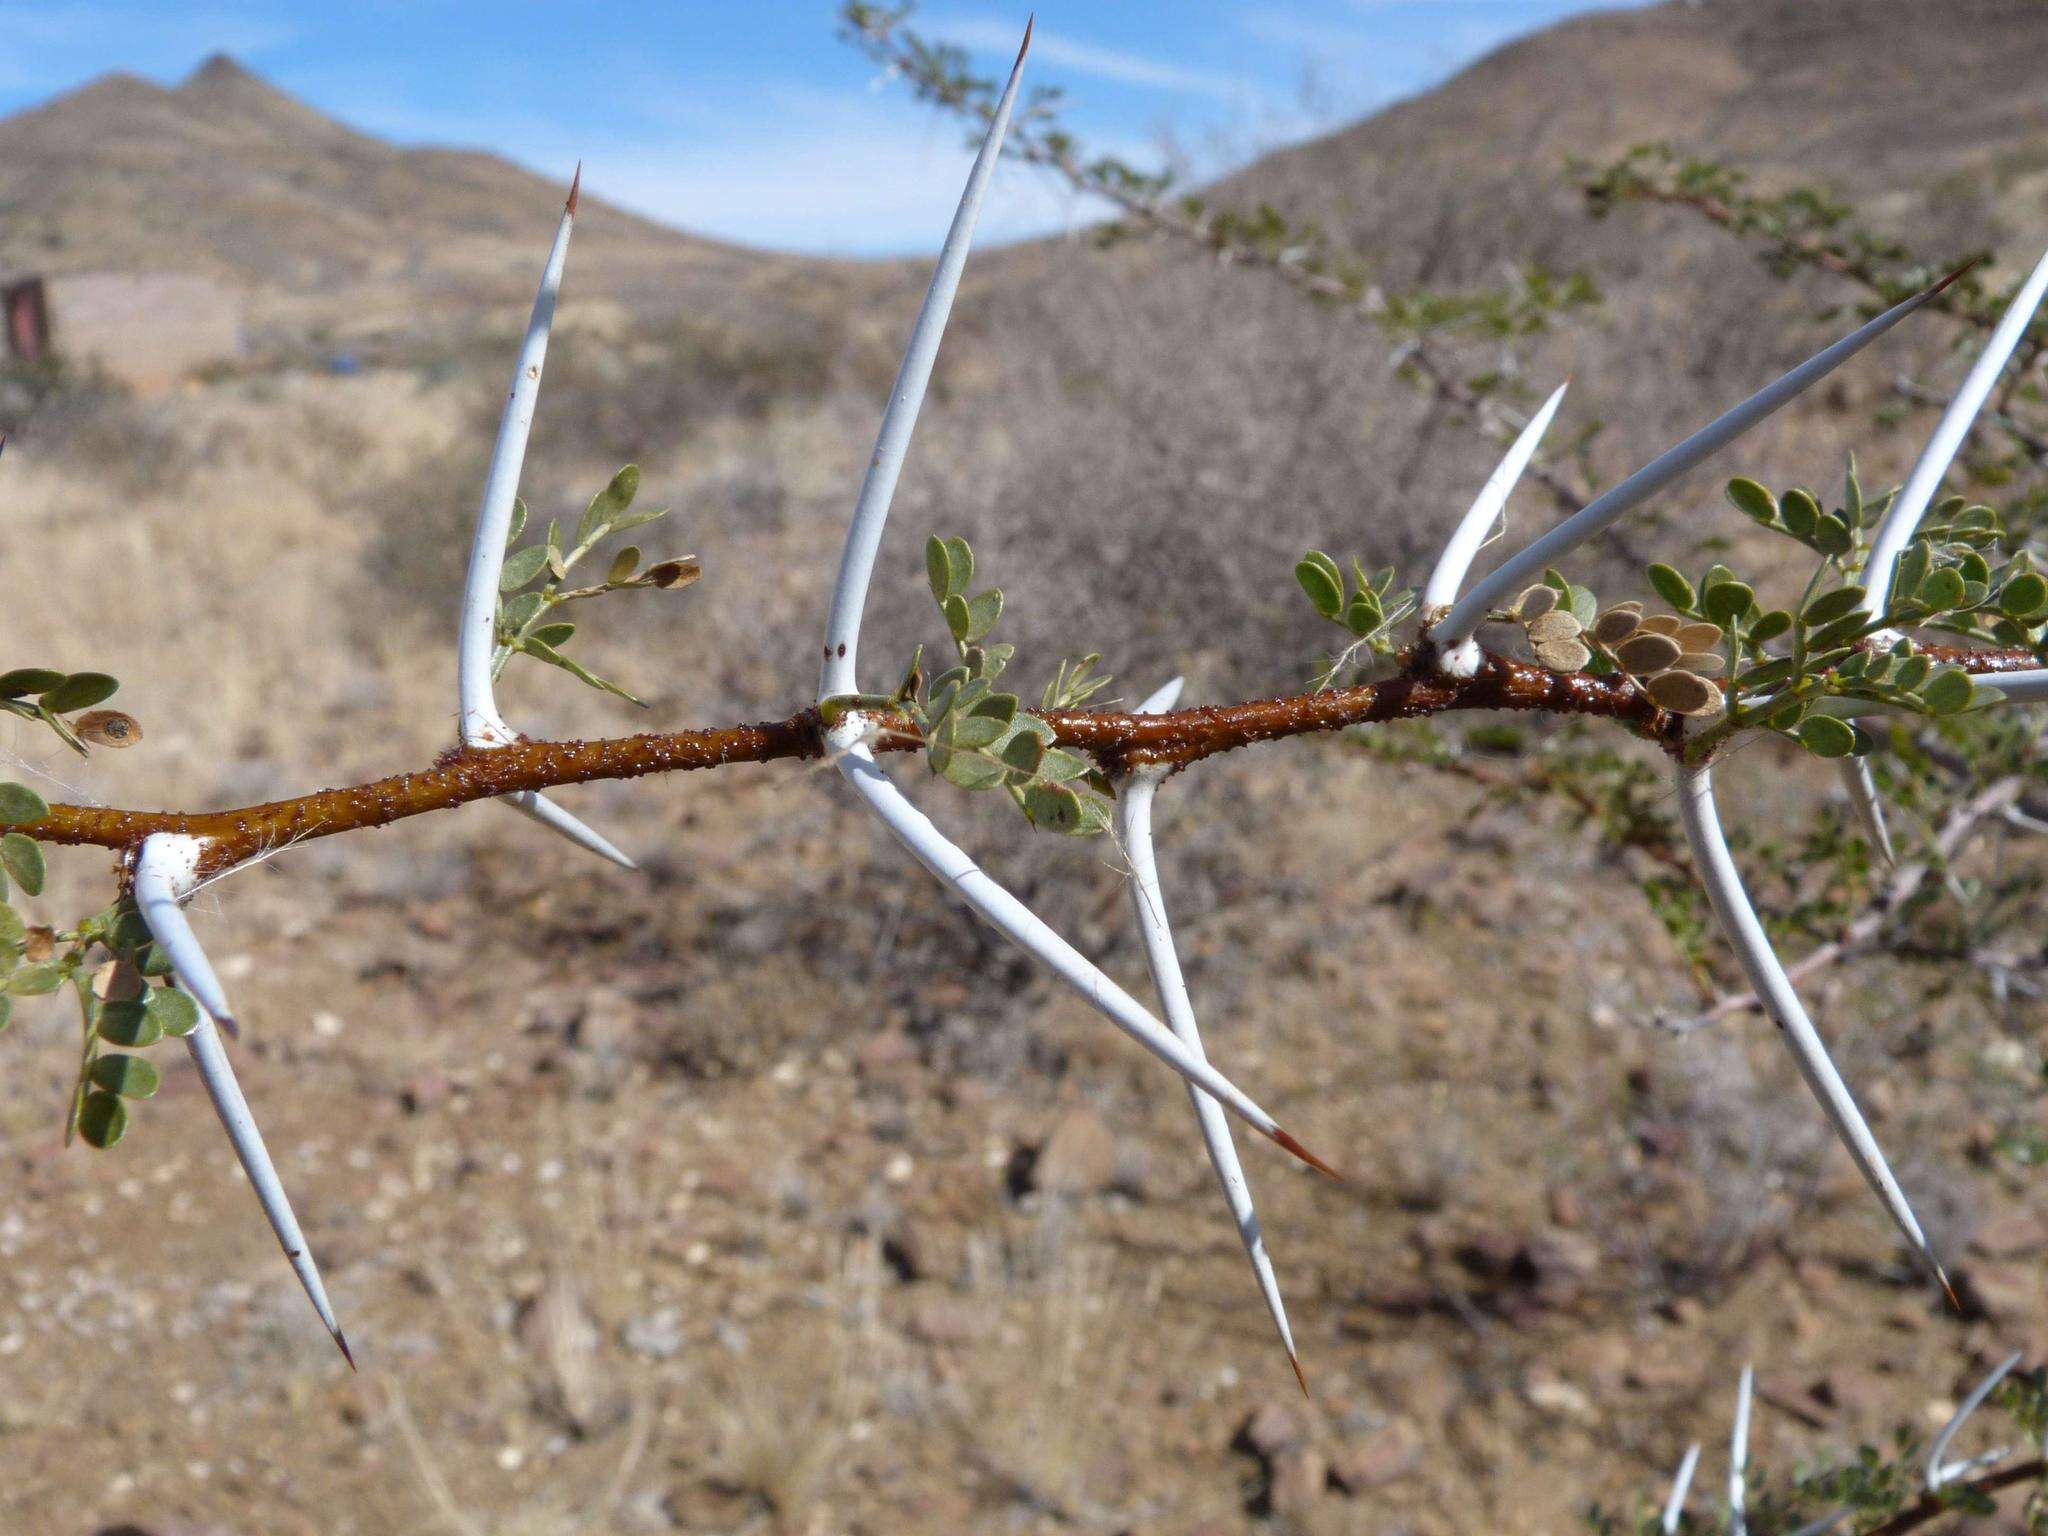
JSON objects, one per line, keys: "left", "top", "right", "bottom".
{"left": 1839, "top": 252, "right": 2048, "bottom": 870}
{"left": 1661, "top": 1441, "right": 1700, "bottom": 1535}
{"left": 1675, "top": 764, "right": 1949, "bottom": 1292}
{"left": 452, "top": 175, "right": 630, "bottom": 869}
{"left": 1422, "top": 380, "right": 1569, "bottom": 616}
{"left": 1837, "top": 756, "right": 1896, "bottom": 866}
{"left": 1972, "top": 666, "right": 2048, "bottom": 704}
{"left": 1861, "top": 246, "right": 2048, "bottom": 617}
{"left": 1429, "top": 271, "right": 1963, "bottom": 654}
{"left": 498, "top": 791, "right": 636, "bottom": 870}
{"left": 1117, "top": 719, "right": 1298, "bottom": 1381}
{"left": 1927, "top": 1350, "right": 2022, "bottom": 1490}
{"left": 134, "top": 835, "right": 352, "bottom": 1364}
{"left": 827, "top": 718, "right": 1327, "bottom": 1171}
{"left": 817, "top": 23, "right": 1031, "bottom": 703}
{"left": 1729, "top": 1362, "right": 1753, "bottom": 1535}
{"left": 1137, "top": 677, "right": 1185, "bottom": 715}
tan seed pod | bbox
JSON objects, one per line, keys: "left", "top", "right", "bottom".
{"left": 1533, "top": 637, "right": 1591, "bottom": 672}
{"left": 1646, "top": 669, "right": 1718, "bottom": 715}
{"left": 92, "top": 958, "right": 143, "bottom": 1002}
{"left": 74, "top": 709, "right": 142, "bottom": 749}
{"left": 1591, "top": 608, "right": 1642, "bottom": 644}
{"left": 644, "top": 557, "right": 702, "bottom": 590}
{"left": 1607, "top": 600, "right": 1644, "bottom": 616}
{"left": 1674, "top": 622, "right": 1725, "bottom": 652}
{"left": 1514, "top": 584, "right": 1558, "bottom": 620}
{"left": 1638, "top": 613, "right": 1683, "bottom": 636}
{"left": 1615, "top": 632, "right": 1683, "bottom": 674}
{"left": 23, "top": 927, "right": 55, "bottom": 963}
{"left": 1677, "top": 652, "right": 1726, "bottom": 676}
{"left": 1526, "top": 609, "right": 1583, "bottom": 642}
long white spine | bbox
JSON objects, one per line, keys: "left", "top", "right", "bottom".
{"left": 134, "top": 834, "right": 351, "bottom": 1365}
{"left": 1117, "top": 678, "right": 1300, "bottom": 1386}
{"left": 830, "top": 721, "right": 1302, "bottom": 1148}
{"left": 817, "top": 26, "right": 1031, "bottom": 701}
{"left": 1422, "top": 381, "right": 1569, "bottom": 614}
{"left": 454, "top": 172, "right": 634, "bottom": 870}
{"left": 1674, "top": 765, "right": 1945, "bottom": 1287}
{"left": 1428, "top": 273, "right": 1960, "bottom": 666}
{"left": 1839, "top": 249, "right": 2048, "bottom": 869}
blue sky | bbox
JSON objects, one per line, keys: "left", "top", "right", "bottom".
{"left": 0, "top": 1, "right": 1649, "bottom": 255}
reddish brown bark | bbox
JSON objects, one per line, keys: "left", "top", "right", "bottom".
{"left": 11, "top": 644, "right": 2037, "bottom": 873}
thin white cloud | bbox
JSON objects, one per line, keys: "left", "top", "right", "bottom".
{"left": 940, "top": 16, "right": 1252, "bottom": 101}
{"left": 287, "top": 67, "right": 1147, "bottom": 256}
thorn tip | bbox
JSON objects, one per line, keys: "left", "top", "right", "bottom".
{"left": 334, "top": 1328, "right": 357, "bottom": 1371}
{"left": 1939, "top": 1267, "right": 1962, "bottom": 1314}
{"left": 566, "top": 162, "right": 582, "bottom": 215}
{"left": 1271, "top": 1127, "right": 1341, "bottom": 1181}
{"left": 1929, "top": 256, "right": 1982, "bottom": 298}
{"left": 1017, "top": 15, "right": 1034, "bottom": 61}
{"left": 1290, "top": 1351, "right": 1309, "bottom": 1399}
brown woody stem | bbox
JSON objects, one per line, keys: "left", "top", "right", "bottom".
{"left": 13, "top": 646, "right": 2038, "bottom": 874}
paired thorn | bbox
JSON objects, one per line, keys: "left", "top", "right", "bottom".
{"left": 452, "top": 161, "right": 632, "bottom": 869}
{"left": 1429, "top": 263, "right": 1961, "bottom": 654}
{"left": 829, "top": 726, "right": 1311, "bottom": 1159}
{"left": 1117, "top": 730, "right": 1303, "bottom": 1387}
{"left": 1675, "top": 766, "right": 1948, "bottom": 1289}
{"left": 815, "top": 27, "right": 1332, "bottom": 1185}
{"left": 135, "top": 835, "right": 352, "bottom": 1360}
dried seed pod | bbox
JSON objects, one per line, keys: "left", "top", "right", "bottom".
{"left": 1615, "top": 632, "right": 1684, "bottom": 674}
{"left": 643, "top": 557, "right": 702, "bottom": 590}
{"left": 1526, "top": 609, "right": 1583, "bottom": 642}
{"left": 1534, "top": 637, "right": 1591, "bottom": 672}
{"left": 1647, "top": 669, "right": 1719, "bottom": 715}
{"left": 1674, "top": 622, "right": 1725, "bottom": 652}
{"left": 1514, "top": 584, "right": 1558, "bottom": 620}
{"left": 23, "top": 926, "right": 55, "bottom": 963}
{"left": 1591, "top": 608, "right": 1642, "bottom": 644}
{"left": 1638, "top": 614, "right": 1684, "bottom": 636}
{"left": 74, "top": 710, "right": 142, "bottom": 749}
{"left": 1678, "top": 652, "right": 1726, "bottom": 676}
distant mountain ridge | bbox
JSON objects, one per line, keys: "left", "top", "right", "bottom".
{"left": 0, "top": 53, "right": 832, "bottom": 346}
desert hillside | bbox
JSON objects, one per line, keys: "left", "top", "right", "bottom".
{"left": 0, "top": 5, "right": 2044, "bottom": 1533}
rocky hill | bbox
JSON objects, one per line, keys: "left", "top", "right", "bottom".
{"left": 0, "top": 54, "right": 852, "bottom": 349}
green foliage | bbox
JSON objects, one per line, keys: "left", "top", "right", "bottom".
{"left": 493, "top": 465, "right": 700, "bottom": 708}
{"left": 0, "top": 667, "right": 133, "bottom": 757}
{"left": 0, "top": 885, "right": 215, "bottom": 1150}
{"left": 827, "top": 535, "right": 1117, "bottom": 835}
{"left": 1294, "top": 549, "right": 1417, "bottom": 686}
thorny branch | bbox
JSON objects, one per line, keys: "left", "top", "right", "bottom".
{"left": 15, "top": 645, "right": 2038, "bottom": 876}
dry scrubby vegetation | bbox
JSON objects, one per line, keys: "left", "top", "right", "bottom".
{"left": 5, "top": 4, "right": 2048, "bottom": 1530}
